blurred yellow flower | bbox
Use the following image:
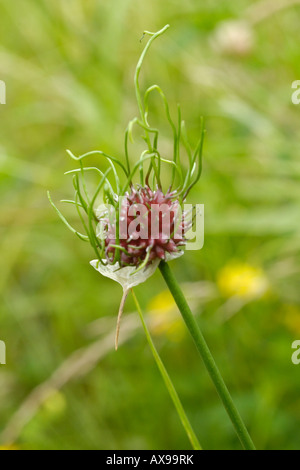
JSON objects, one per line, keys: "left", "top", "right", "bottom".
{"left": 147, "top": 290, "right": 185, "bottom": 342}
{"left": 217, "top": 262, "right": 269, "bottom": 300}
{"left": 0, "top": 443, "right": 19, "bottom": 450}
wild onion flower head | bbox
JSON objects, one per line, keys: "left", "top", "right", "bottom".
{"left": 48, "top": 25, "right": 205, "bottom": 348}
{"left": 99, "top": 185, "right": 188, "bottom": 268}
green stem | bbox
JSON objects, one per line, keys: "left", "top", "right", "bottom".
{"left": 131, "top": 288, "right": 202, "bottom": 450}
{"left": 159, "top": 261, "right": 256, "bottom": 451}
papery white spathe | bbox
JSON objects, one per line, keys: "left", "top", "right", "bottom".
{"left": 90, "top": 251, "right": 184, "bottom": 349}
{"left": 90, "top": 251, "right": 183, "bottom": 290}
{"left": 90, "top": 259, "right": 160, "bottom": 291}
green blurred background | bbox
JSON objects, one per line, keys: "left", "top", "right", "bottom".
{"left": 1, "top": 0, "right": 300, "bottom": 450}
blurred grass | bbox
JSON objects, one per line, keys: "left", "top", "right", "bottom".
{"left": 1, "top": 0, "right": 300, "bottom": 449}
